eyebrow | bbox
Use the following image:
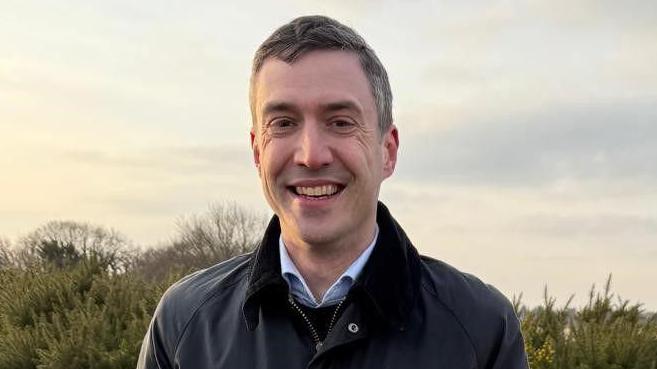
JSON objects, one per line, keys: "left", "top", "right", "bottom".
{"left": 262, "top": 101, "right": 299, "bottom": 117}
{"left": 321, "top": 100, "right": 362, "bottom": 114}
{"left": 262, "top": 100, "right": 362, "bottom": 116}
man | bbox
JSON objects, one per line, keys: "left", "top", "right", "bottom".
{"left": 138, "top": 15, "right": 529, "bottom": 369}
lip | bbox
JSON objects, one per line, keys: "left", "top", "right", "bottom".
{"left": 286, "top": 179, "right": 346, "bottom": 207}
{"left": 288, "top": 179, "right": 344, "bottom": 187}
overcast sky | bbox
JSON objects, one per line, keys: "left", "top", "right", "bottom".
{"left": 1, "top": 0, "right": 656, "bottom": 309}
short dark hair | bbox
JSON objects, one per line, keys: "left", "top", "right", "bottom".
{"left": 249, "top": 15, "right": 393, "bottom": 134}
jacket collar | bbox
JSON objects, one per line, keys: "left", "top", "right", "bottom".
{"left": 242, "top": 202, "right": 422, "bottom": 331}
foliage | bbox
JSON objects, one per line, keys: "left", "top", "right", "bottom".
{"left": 14, "top": 221, "right": 135, "bottom": 273}
{"left": 0, "top": 237, "right": 13, "bottom": 268}
{"left": 0, "top": 257, "right": 174, "bottom": 369}
{"left": 1, "top": 204, "right": 655, "bottom": 368}
{"left": 0, "top": 202, "right": 263, "bottom": 368}
{"left": 518, "top": 276, "right": 657, "bottom": 369}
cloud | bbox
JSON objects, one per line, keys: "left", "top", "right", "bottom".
{"left": 62, "top": 144, "right": 254, "bottom": 176}
{"left": 507, "top": 213, "right": 657, "bottom": 239}
{"left": 3, "top": 0, "right": 657, "bottom": 308}
{"left": 396, "top": 100, "right": 657, "bottom": 186}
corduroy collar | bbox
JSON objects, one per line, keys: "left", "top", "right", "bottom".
{"left": 242, "top": 202, "right": 422, "bottom": 331}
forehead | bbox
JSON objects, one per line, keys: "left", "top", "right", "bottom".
{"left": 253, "top": 50, "right": 375, "bottom": 121}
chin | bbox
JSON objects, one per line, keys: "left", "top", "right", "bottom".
{"left": 294, "top": 222, "right": 341, "bottom": 246}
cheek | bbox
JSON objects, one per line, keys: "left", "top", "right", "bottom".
{"left": 259, "top": 141, "right": 287, "bottom": 181}
{"left": 343, "top": 141, "right": 384, "bottom": 182}
{"left": 354, "top": 135, "right": 376, "bottom": 159}
{"left": 354, "top": 136, "right": 383, "bottom": 165}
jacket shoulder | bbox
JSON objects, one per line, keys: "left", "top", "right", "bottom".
{"left": 420, "top": 255, "right": 514, "bottom": 316}
{"left": 149, "top": 253, "right": 253, "bottom": 357}
{"left": 420, "top": 255, "right": 526, "bottom": 368}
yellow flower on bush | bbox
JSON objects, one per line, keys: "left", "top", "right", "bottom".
{"left": 527, "top": 339, "right": 555, "bottom": 367}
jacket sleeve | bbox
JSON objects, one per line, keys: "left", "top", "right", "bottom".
{"left": 488, "top": 308, "right": 529, "bottom": 369}
{"left": 136, "top": 318, "right": 174, "bottom": 369}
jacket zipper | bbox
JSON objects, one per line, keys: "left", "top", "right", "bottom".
{"left": 288, "top": 294, "right": 346, "bottom": 351}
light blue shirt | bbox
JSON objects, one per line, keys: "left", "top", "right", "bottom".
{"left": 279, "top": 225, "right": 379, "bottom": 308}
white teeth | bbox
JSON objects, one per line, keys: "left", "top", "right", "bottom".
{"left": 295, "top": 184, "right": 339, "bottom": 197}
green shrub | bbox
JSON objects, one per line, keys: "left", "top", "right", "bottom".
{"left": 519, "top": 277, "right": 657, "bottom": 369}
{"left": 0, "top": 258, "right": 169, "bottom": 369}
{"left": 2, "top": 254, "right": 656, "bottom": 368}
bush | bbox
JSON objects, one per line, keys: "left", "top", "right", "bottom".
{"left": 0, "top": 258, "right": 170, "bottom": 369}
{"left": 2, "top": 205, "right": 655, "bottom": 368}
{"left": 518, "top": 276, "right": 657, "bottom": 368}
{"left": 14, "top": 221, "right": 135, "bottom": 273}
{"left": 0, "top": 238, "right": 13, "bottom": 268}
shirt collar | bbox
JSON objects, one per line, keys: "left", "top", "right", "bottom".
{"left": 279, "top": 225, "right": 379, "bottom": 308}
{"left": 243, "top": 202, "right": 422, "bottom": 331}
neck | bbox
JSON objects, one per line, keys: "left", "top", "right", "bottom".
{"left": 281, "top": 222, "right": 377, "bottom": 302}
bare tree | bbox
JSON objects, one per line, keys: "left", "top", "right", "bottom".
{"left": 15, "top": 221, "right": 135, "bottom": 272}
{"left": 135, "top": 202, "right": 266, "bottom": 281}
{"left": 176, "top": 203, "right": 265, "bottom": 262}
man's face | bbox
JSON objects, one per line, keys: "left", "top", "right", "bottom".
{"left": 250, "top": 50, "right": 398, "bottom": 247}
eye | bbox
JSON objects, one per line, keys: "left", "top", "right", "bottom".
{"left": 272, "top": 118, "right": 294, "bottom": 128}
{"left": 266, "top": 118, "right": 296, "bottom": 135}
{"left": 333, "top": 120, "right": 352, "bottom": 127}
{"left": 329, "top": 119, "right": 356, "bottom": 132}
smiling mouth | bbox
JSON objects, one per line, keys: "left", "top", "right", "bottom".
{"left": 288, "top": 184, "right": 345, "bottom": 199}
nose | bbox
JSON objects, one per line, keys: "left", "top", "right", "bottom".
{"left": 294, "top": 123, "right": 333, "bottom": 169}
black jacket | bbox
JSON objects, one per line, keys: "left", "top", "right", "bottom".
{"left": 137, "top": 203, "right": 529, "bottom": 369}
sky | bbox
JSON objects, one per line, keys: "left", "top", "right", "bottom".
{"left": 1, "top": 0, "right": 656, "bottom": 309}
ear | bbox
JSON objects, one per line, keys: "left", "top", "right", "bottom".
{"left": 382, "top": 124, "right": 399, "bottom": 179}
{"left": 250, "top": 129, "right": 261, "bottom": 174}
